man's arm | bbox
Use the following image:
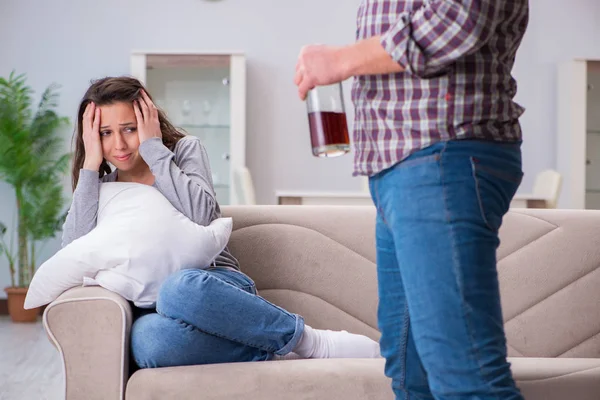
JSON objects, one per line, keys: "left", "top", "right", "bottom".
{"left": 341, "top": 37, "right": 405, "bottom": 77}
{"left": 296, "top": 0, "right": 501, "bottom": 99}
{"left": 295, "top": 40, "right": 403, "bottom": 100}
{"left": 379, "top": 0, "right": 500, "bottom": 77}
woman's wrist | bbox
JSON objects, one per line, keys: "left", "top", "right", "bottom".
{"left": 83, "top": 159, "right": 101, "bottom": 171}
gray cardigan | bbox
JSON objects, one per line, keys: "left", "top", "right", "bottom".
{"left": 61, "top": 136, "right": 240, "bottom": 271}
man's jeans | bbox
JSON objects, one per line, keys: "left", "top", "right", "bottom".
{"left": 131, "top": 267, "right": 305, "bottom": 368}
{"left": 369, "top": 140, "right": 524, "bottom": 400}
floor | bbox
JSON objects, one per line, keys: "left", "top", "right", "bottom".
{"left": 0, "top": 316, "right": 62, "bottom": 400}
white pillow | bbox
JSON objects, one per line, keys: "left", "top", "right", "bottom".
{"left": 25, "top": 182, "right": 232, "bottom": 309}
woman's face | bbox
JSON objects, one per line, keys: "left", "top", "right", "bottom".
{"left": 98, "top": 101, "right": 143, "bottom": 171}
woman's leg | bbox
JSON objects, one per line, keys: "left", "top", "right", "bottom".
{"left": 156, "top": 268, "right": 304, "bottom": 356}
{"left": 131, "top": 312, "right": 272, "bottom": 368}
{"left": 157, "top": 268, "right": 380, "bottom": 359}
{"left": 131, "top": 268, "right": 272, "bottom": 368}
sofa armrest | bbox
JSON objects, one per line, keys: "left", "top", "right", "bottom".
{"left": 43, "top": 286, "right": 132, "bottom": 400}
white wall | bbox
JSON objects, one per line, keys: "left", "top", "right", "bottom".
{"left": 1, "top": 0, "right": 600, "bottom": 295}
{"left": 513, "top": 0, "right": 600, "bottom": 192}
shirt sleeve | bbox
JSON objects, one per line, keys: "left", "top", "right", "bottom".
{"left": 381, "top": 0, "right": 500, "bottom": 78}
{"left": 139, "top": 136, "right": 217, "bottom": 227}
{"left": 61, "top": 169, "right": 100, "bottom": 248}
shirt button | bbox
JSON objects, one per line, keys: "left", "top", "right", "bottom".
{"left": 445, "top": 93, "right": 452, "bottom": 101}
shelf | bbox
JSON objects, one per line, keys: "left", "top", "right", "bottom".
{"left": 587, "top": 130, "right": 600, "bottom": 134}
{"left": 180, "top": 124, "right": 229, "bottom": 129}
{"left": 586, "top": 189, "right": 600, "bottom": 193}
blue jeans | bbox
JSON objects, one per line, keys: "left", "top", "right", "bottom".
{"left": 131, "top": 268, "right": 305, "bottom": 368}
{"left": 369, "top": 140, "right": 524, "bottom": 400}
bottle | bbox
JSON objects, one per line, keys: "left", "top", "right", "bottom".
{"left": 306, "top": 83, "right": 350, "bottom": 157}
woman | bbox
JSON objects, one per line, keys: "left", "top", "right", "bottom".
{"left": 63, "top": 76, "right": 380, "bottom": 368}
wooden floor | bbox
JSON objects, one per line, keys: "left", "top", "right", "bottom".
{"left": 0, "top": 316, "right": 62, "bottom": 400}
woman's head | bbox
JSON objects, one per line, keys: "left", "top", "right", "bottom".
{"left": 72, "top": 76, "right": 185, "bottom": 190}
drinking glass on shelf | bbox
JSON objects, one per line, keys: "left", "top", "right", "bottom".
{"left": 202, "top": 100, "right": 212, "bottom": 126}
{"left": 181, "top": 100, "right": 192, "bottom": 125}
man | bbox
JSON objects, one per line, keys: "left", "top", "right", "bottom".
{"left": 295, "top": 1, "right": 529, "bottom": 399}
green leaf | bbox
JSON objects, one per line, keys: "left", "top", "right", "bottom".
{"left": 0, "top": 71, "right": 71, "bottom": 279}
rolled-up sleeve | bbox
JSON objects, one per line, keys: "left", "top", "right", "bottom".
{"left": 381, "top": 0, "right": 500, "bottom": 78}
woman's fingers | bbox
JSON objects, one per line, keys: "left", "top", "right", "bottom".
{"left": 140, "top": 90, "right": 158, "bottom": 121}
{"left": 92, "top": 107, "right": 101, "bottom": 135}
{"left": 141, "top": 90, "right": 155, "bottom": 108}
{"left": 83, "top": 102, "right": 95, "bottom": 135}
{"left": 138, "top": 91, "right": 151, "bottom": 121}
{"left": 133, "top": 99, "right": 144, "bottom": 124}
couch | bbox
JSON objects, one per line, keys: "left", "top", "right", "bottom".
{"left": 43, "top": 206, "right": 600, "bottom": 399}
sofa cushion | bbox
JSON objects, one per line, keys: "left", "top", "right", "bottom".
{"left": 511, "top": 357, "right": 600, "bottom": 400}
{"left": 125, "top": 357, "right": 600, "bottom": 400}
{"left": 126, "top": 359, "right": 393, "bottom": 400}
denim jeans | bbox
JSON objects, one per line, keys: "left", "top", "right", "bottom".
{"left": 369, "top": 140, "right": 524, "bottom": 400}
{"left": 131, "top": 267, "right": 305, "bottom": 368}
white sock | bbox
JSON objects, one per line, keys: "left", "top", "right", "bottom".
{"left": 292, "top": 325, "right": 381, "bottom": 359}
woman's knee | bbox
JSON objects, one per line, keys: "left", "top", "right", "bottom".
{"left": 158, "top": 269, "right": 211, "bottom": 302}
{"left": 131, "top": 313, "right": 174, "bottom": 369}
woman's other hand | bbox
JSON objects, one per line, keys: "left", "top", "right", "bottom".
{"left": 134, "top": 90, "right": 162, "bottom": 143}
{"left": 82, "top": 102, "right": 103, "bottom": 171}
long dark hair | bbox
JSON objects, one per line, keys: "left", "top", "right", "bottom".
{"left": 71, "top": 76, "right": 185, "bottom": 191}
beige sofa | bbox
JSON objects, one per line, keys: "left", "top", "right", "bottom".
{"left": 43, "top": 206, "right": 600, "bottom": 400}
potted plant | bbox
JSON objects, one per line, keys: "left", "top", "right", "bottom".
{"left": 0, "top": 71, "right": 70, "bottom": 322}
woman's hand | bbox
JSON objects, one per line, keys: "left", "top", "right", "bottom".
{"left": 134, "top": 90, "right": 162, "bottom": 144}
{"left": 82, "top": 102, "right": 103, "bottom": 171}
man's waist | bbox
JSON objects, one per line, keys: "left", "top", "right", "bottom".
{"left": 352, "top": 95, "right": 524, "bottom": 127}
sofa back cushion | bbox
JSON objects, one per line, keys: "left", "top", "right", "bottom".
{"left": 223, "top": 206, "right": 600, "bottom": 358}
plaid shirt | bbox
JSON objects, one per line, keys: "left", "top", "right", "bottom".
{"left": 351, "top": 0, "right": 529, "bottom": 176}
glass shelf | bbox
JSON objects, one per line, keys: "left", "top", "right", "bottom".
{"left": 137, "top": 53, "right": 241, "bottom": 205}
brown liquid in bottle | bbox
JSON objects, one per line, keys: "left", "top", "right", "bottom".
{"left": 308, "top": 111, "right": 350, "bottom": 157}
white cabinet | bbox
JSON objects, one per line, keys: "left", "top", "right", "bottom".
{"left": 557, "top": 59, "right": 600, "bottom": 209}
{"left": 130, "top": 51, "right": 246, "bottom": 205}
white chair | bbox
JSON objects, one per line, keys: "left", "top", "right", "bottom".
{"left": 511, "top": 169, "right": 562, "bottom": 209}
{"left": 233, "top": 166, "right": 257, "bottom": 205}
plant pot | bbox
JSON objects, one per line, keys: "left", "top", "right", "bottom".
{"left": 4, "top": 287, "right": 40, "bottom": 323}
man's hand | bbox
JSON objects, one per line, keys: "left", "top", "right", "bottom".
{"left": 294, "top": 45, "right": 351, "bottom": 100}
{"left": 294, "top": 38, "right": 404, "bottom": 100}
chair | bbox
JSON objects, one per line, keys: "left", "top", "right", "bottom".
{"left": 233, "top": 166, "right": 256, "bottom": 205}
{"left": 511, "top": 169, "right": 562, "bottom": 209}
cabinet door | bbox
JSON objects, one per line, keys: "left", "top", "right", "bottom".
{"left": 132, "top": 53, "right": 237, "bottom": 204}
{"left": 587, "top": 65, "right": 600, "bottom": 132}
{"left": 229, "top": 55, "right": 246, "bottom": 205}
{"left": 586, "top": 132, "right": 600, "bottom": 190}
{"left": 557, "top": 60, "right": 588, "bottom": 209}
{"left": 586, "top": 63, "right": 600, "bottom": 208}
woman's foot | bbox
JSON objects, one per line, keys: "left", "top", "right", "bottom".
{"left": 292, "top": 325, "right": 381, "bottom": 359}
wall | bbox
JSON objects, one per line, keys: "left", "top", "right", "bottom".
{"left": 513, "top": 0, "right": 600, "bottom": 193}
{"left": 1, "top": 0, "right": 600, "bottom": 295}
